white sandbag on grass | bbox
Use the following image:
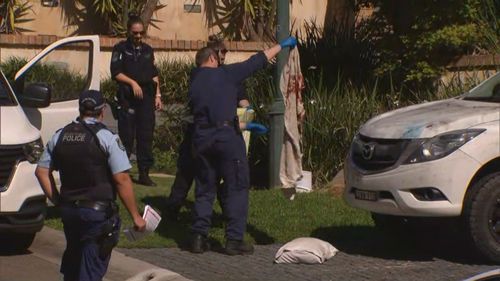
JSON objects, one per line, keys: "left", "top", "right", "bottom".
{"left": 275, "top": 237, "right": 338, "bottom": 264}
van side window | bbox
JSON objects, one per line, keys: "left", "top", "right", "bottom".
{"left": 0, "top": 74, "right": 15, "bottom": 106}
{"left": 15, "top": 41, "right": 91, "bottom": 103}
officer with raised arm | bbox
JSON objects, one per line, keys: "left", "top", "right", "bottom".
{"left": 165, "top": 35, "right": 251, "bottom": 220}
{"left": 35, "top": 90, "right": 146, "bottom": 281}
{"left": 189, "top": 37, "right": 297, "bottom": 255}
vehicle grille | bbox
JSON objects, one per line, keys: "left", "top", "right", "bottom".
{"left": 0, "top": 145, "right": 25, "bottom": 187}
{"left": 351, "top": 135, "right": 410, "bottom": 172}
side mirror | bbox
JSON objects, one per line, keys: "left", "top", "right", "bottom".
{"left": 18, "top": 83, "right": 51, "bottom": 108}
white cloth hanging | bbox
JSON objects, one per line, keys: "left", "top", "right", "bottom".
{"left": 279, "top": 47, "right": 305, "bottom": 189}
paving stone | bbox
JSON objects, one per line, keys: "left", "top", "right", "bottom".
{"left": 119, "top": 243, "right": 498, "bottom": 281}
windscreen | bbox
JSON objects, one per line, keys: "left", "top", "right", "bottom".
{"left": 462, "top": 72, "right": 500, "bottom": 102}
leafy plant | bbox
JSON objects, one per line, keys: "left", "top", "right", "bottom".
{"left": 60, "top": 0, "right": 166, "bottom": 36}
{"left": 201, "top": 0, "right": 278, "bottom": 41}
{"left": 0, "top": 0, "right": 33, "bottom": 34}
{"left": 0, "top": 56, "right": 476, "bottom": 186}
{"left": 0, "top": 57, "right": 86, "bottom": 101}
{"left": 357, "top": 0, "right": 490, "bottom": 92}
{"left": 155, "top": 59, "right": 194, "bottom": 104}
{"left": 477, "top": 0, "right": 500, "bottom": 53}
{"left": 298, "top": 18, "right": 375, "bottom": 88}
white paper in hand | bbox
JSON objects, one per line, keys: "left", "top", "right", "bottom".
{"left": 123, "top": 205, "right": 162, "bottom": 242}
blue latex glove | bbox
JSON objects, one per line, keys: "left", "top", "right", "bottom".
{"left": 279, "top": 36, "right": 297, "bottom": 49}
{"left": 245, "top": 122, "right": 268, "bottom": 135}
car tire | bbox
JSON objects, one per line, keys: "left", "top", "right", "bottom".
{"left": 0, "top": 233, "right": 36, "bottom": 253}
{"left": 463, "top": 172, "right": 500, "bottom": 263}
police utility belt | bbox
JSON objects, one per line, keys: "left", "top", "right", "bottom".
{"left": 61, "top": 200, "right": 118, "bottom": 215}
{"left": 198, "top": 120, "right": 235, "bottom": 129}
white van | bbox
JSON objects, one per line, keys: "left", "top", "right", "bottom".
{"left": 344, "top": 72, "right": 500, "bottom": 262}
{"left": 0, "top": 36, "right": 101, "bottom": 250}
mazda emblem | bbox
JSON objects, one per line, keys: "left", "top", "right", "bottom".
{"left": 362, "top": 143, "right": 375, "bottom": 160}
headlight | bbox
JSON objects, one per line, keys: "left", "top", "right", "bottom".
{"left": 23, "top": 138, "right": 44, "bottom": 164}
{"left": 404, "top": 129, "right": 485, "bottom": 164}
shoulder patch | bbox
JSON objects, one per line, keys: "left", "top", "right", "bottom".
{"left": 116, "top": 137, "right": 126, "bottom": 151}
{"left": 111, "top": 51, "right": 122, "bottom": 62}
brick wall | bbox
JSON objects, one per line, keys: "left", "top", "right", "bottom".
{"left": 2, "top": 34, "right": 499, "bottom": 79}
{"left": 447, "top": 54, "right": 500, "bottom": 70}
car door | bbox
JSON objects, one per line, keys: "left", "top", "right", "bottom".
{"left": 14, "top": 35, "right": 101, "bottom": 144}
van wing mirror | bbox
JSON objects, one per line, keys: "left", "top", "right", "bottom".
{"left": 18, "top": 83, "right": 51, "bottom": 108}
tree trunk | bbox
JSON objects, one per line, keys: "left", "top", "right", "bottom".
{"left": 141, "top": 0, "right": 159, "bottom": 32}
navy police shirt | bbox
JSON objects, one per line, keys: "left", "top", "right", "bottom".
{"left": 188, "top": 52, "right": 267, "bottom": 126}
{"left": 110, "top": 38, "right": 159, "bottom": 84}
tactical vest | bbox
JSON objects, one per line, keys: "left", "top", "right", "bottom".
{"left": 52, "top": 121, "right": 116, "bottom": 202}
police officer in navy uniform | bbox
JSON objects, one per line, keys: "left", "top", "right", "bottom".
{"left": 110, "top": 13, "right": 163, "bottom": 186}
{"left": 35, "top": 90, "right": 146, "bottom": 281}
{"left": 165, "top": 35, "right": 250, "bottom": 220}
{"left": 188, "top": 37, "right": 297, "bottom": 255}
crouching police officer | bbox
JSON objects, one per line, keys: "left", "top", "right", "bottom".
{"left": 35, "top": 90, "right": 146, "bottom": 281}
{"left": 110, "top": 13, "right": 162, "bottom": 186}
{"left": 189, "top": 37, "right": 297, "bottom": 255}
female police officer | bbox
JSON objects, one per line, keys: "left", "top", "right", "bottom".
{"left": 189, "top": 37, "right": 297, "bottom": 255}
{"left": 35, "top": 90, "right": 146, "bottom": 281}
{"left": 110, "top": 13, "right": 162, "bottom": 186}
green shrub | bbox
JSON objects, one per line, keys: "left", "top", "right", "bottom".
{"left": 357, "top": 0, "right": 491, "bottom": 92}
{"left": 156, "top": 58, "right": 194, "bottom": 104}
{"left": 0, "top": 55, "right": 473, "bottom": 187}
{"left": 1, "top": 57, "right": 87, "bottom": 101}
{"left": 0, "top": 57, "right": 26, "bottom": 80}
{"left": 152, "top": 148, "right": 178, "bottom": 175}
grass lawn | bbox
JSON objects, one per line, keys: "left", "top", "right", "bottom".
{"left": 45, "top": 175, "right": 374, "bottom": 249}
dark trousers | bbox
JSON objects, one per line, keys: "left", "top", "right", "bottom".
{"left": 60, "top": 206, "right": 120, "bottom": 281}
{"left": 166, "top": 126, "right": 224, "bottom": 212}
{"left": 166, "top": 128, "right": 195, "bottom": 210}
{"left": 117, "top": 83, "right": 155, "bottom": 171}
{"left": 191, "top": 129, "right": 249, "bottom": 240}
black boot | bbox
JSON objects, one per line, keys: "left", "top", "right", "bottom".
{"left": 190, "top": 233, "right": 210, "bottom": 254}
{"left": 138, "top": 168, "right": 156, "bottom": 186}
{"left": 224, "top": 239, "right": 254, "bottom": 255}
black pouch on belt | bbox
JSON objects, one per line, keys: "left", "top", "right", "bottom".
{"left": 98, "top": 219, "right": 119, "bottom": 259}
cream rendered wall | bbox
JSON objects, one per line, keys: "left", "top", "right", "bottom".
{"left": 22, "top": 1, "right": 76, "bottom": 36}
{"left": 291, "top": 0, "right": 328, "bottom": 35}
{"left": 148, "top": 0, "right": 211, "bottom": 40}
{"left": 19, "top": 0, "right": 329, "bottom": 40}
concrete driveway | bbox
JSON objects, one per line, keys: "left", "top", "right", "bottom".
{"left": 0, "top": 227, "right": 189, "bottom": 281}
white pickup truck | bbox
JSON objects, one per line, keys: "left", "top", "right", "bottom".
{"left": 0, "top": 36, "right": 101, "bottom": 250}
{"left": 344, "top": 72, "right": 500, "bottom": 262}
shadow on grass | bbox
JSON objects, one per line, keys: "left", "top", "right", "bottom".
{"left": 141, "top": 195, "right": 275, "bottom": 249}
{"left": 140, "top": 195, "right": 191, "bottom": 250}
{"left": 46, "top": 206, "right": 61, "bottom": 219}
{"left": 311, "top": 222, "right": 488, "bottom": 264}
